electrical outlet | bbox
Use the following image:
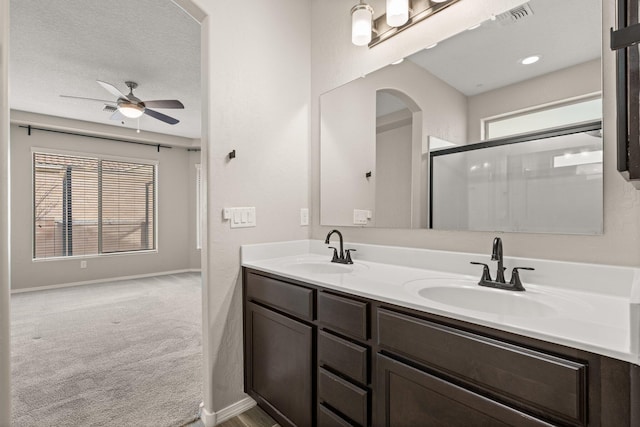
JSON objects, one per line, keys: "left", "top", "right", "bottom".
{"left": 80, "top": 260, "right": 87, "bottom": 269}
{"left": 300, "top": 208, "right": 309, "bottom": 226}
{"left": 353, "top": 209, "right": 370, "bottom": 225}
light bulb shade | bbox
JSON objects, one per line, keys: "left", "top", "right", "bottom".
{"left": 118, "top": 103, "right": 145, "bottom": 119}
{"left": 386, "top": 0, "right": 409, "bottom": 27}
{"left": 351, "top": 3, "right": 373, "bottom": 46}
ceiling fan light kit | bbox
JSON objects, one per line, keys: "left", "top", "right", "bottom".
{"left": 118, "top": 102, "right": 145, "bottom": 119}
{"left": 61, "top": 80, "right": 185, "bottom": 126}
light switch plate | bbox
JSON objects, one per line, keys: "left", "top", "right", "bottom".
{"left": 300, "top": 208, "right": 309, "bottom": 226}
{"left": 227, "top": 207, "right": 256, "bottom": 228}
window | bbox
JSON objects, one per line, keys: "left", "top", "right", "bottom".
{"left": 33, "top": 151, "right": 156, "bottom": 259}
{"left": 483, "top": 96, "right": 602, "bottom": 140}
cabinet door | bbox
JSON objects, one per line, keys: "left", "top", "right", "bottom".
{"left": 375, "top": 354, "right": 553, "bottom": 427}
{"left": 246, "top": 302, "right": 313, "bottom": 427}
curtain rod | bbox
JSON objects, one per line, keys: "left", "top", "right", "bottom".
{"left": 19, "top": 124, "right": 176, "bottom": 152}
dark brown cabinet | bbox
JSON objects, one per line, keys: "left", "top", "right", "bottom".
{"left": 375, "top": 354, "right": 552, "bottom": 427}
{"left": 243, "top": 268, "right": 640, "bottom": 427}
{"left": 376, "top": 308, "right": 587, "bottom": 426}
{"left": 243, "top": 272, "right": 315, "bottom": 427}
{"left": 317, "top": 290, "right": 371, "bottom": 426}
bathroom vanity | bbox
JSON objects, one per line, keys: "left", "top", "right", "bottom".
{"left": 242, "top": 241, "right": 640, "bottom": 427}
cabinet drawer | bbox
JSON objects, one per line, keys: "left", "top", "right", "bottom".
{"left": 376, "top": 353, "right": 553, "bottom": 426}
{"left": 318, "top": 292, "right": 368, "bottom": 340}
{"left": 319, "top": 404, "right": 354, "bottom": 427}
{"left": 319, "top": 368, "right": 368, "bottom": 426}
{"left": 318, "top": 330, "right": 368, "bottom": 384}
{"left": 377, "top": 308, "right": 587, "bottom": 426}
{"left": 245, "top": 272, "right": 313, "bottom": 321}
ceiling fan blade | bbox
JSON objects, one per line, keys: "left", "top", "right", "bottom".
{"left": 144, "top": 108, "right": 179, "bottom": 125}
{"left": 142, "top": 100, "right": 184, "bottom": 109}
{"left": 60, "top": 94, "right": 115, "bottom": 104}
{"left": 97, "top": 80, "right": 130, "bottom": 100}
{"left": 110, "top": 109, "right": 125, "bottom": 121}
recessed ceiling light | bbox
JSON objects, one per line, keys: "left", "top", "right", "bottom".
{"left": 391, "top": 58, "right": 404, "bottom": 65}
{"left": 521, "top": 55, "right": 540, "bottom": 65}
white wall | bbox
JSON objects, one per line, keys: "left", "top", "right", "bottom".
{"left": 0, "top": 0, "right": 11, "bottom": 423}
{"left": 375, "top": 122, "right": 412, "bottom": 228}
{"left": 190, "top": 0, "right": 311, "bottom": 416}
{"left": 311, "top": 0, "right": 640, "bottom": 267}
{"left": 10, "top": 115, "right": 197, "bottom": 290}
{"left": 320, "top": 82, "right": 376, "bottom": 225}
{"left": 320, "top": 59, "right": 467, "bottom": 227}
{"left": 467, "top": 59, "right": 601, "bottom": 142}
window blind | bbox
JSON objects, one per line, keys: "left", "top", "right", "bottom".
{"left": 33, "top": 152, "right": 156, "bottom": 259}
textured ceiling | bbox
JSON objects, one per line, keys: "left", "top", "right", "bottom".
{"left": 10, "top": 0, "right": 201, "bottom": 139}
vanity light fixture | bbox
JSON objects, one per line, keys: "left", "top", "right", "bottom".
{"left": 521, "top": 55, "right": 541, "bottom": 65}
{"left": 363, "top": 0, "right": 461, "bottom": 48}
{"left": 351, "top": 1, "right": 374, "bottom": 46}
{"left": 386, "top": 0, "right": 409, "bottom": 27}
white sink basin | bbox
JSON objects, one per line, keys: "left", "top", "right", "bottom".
{"left": 284, "top": 261, "right": 354, "bottom": 275}
{"left": 404, "top": 278, "right": 559, "bottom": 317}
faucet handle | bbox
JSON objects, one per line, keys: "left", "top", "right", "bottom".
{"left": 509, "top": 267, "right": 534, "bottom": 291}
{"left": 344, "top": 249, "right": 356, "bottom": 264}
{"left": 470, "top": 262, "right": 492, "bottom": 282}
{"left": 328, "top": 246, "right": 340, "bottom": 262}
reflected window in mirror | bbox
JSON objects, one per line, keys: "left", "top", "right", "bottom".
{"left": 483, "top": 95, "right": 602, "bottom": 140}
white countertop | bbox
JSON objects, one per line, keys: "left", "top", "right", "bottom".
{"left": 241, "top": 240, "right": 640, "bottom": 365}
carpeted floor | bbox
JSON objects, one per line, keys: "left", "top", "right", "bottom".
{"left": 11, "top": 272, "right": 202, "bottom": 427}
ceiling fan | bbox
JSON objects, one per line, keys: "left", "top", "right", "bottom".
{"left": 61, "top": 80, "right": 184, "bottom": 125}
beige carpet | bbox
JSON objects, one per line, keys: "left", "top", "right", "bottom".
{"left": 11, "top": 272, "right": 202, "bottom": 427}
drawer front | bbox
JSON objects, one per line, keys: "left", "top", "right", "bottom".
{"left": 318, "top": 404, "right": 354, "bottom": 427}
{"left": 318, "top": 330, "right": 368, "bottom": 384}
{"left": 245, "top": 271, "right": 313, "bottom": 320}
{"left": 319, "top": 368, "right": 369, "bottom": 426}
{"left": 377, "top": 308, "right": 587, "bottom": 425}
{"left": 318, "top": 292, "right": 368, "bottom": 340}
{"left": 376, "top": 353, "right": 553, "bottom": 427}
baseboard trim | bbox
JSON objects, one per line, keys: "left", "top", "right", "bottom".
{"left": 11, "top": 269, "right": 201, "bottom": 294}
{"left": 200, "top": 397, "right": 257, "bottom": 427}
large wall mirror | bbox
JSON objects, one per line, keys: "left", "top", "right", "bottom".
{"left": 320, "top": 0, "right": 603, "bottom": 234}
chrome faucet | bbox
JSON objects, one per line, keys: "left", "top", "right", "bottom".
{"left": 325, "top": 229, "right": 355, "bottom": 264}
{"left": 470, "top": 237, "right": 534, "bottom": 291}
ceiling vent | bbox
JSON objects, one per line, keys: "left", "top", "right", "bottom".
{"left": 103, "top": 105, "right": 117, "bottom": 113}
{"left": 496, "top": 3, "right": 534, "bottom": 26}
